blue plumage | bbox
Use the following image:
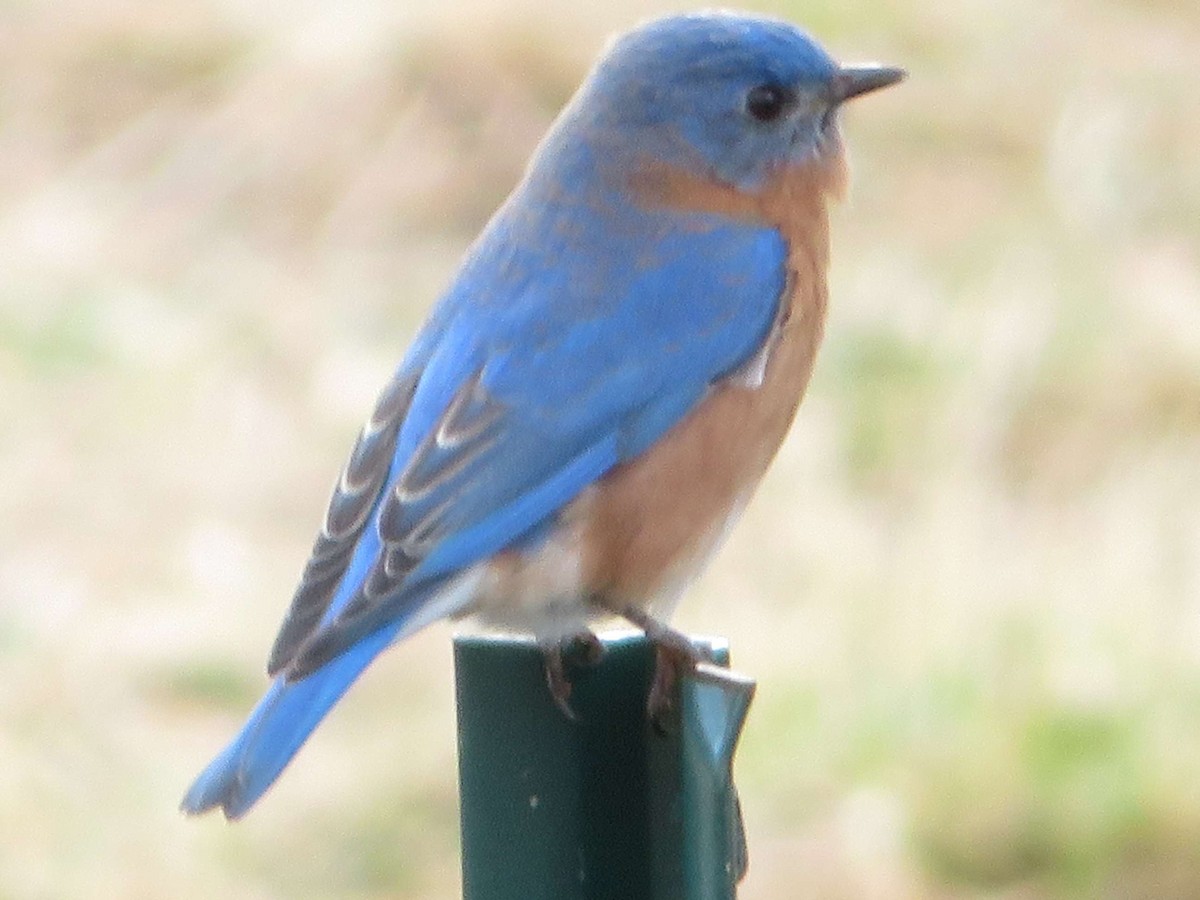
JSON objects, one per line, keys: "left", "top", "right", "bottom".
{"left": 182, "top": 10, "right": 901, "bottom": 818}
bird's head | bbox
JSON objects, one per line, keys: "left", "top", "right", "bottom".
{"left": 563, "top": 12, "right": 903, "bottom": 198}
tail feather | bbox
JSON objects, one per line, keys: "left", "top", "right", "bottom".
{"left": 181, "top": 568, "right": 481, "bottom": 819}
{"left": 180, "top": 625, "right": 395, "bottom": 819}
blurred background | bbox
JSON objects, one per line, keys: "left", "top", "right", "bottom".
{"left": 2, "top": 0, "right": 1198, "bottom": 896}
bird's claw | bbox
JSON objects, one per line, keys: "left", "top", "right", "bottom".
{"left": 622, "top": 606, "right": 716, "bottom": 732}
{"left": 543, "top": 645, "right": 578, "bottom": 720}
{"left": 541, "top": 630, "right": 605, "bottom": 720}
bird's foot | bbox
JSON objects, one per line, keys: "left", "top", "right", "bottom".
{"left": 622, "top": 606, "right": 715, "bottom": 731}
{"left": 563, "top": 629, "right": 606, "bottom": 667}
{"left": 541, "top": 629, "right": 605, "bottom": 720}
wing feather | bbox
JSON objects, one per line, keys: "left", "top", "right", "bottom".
{"left": 266, "top": 370, "right": 418, "bottom": 674}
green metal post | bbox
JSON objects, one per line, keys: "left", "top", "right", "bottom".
{"left": 455, "top": 633, "right": 754, "bottom": 900}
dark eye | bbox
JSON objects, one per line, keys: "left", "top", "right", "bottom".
{"left": 745, "top": 84, "right": 792, "bottom": 123}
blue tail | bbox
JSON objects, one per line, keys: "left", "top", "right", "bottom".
{"left": 180, "top": 624, "right": 398, "bottom": 820}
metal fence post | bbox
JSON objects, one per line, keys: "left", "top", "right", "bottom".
{"left": 455, "top": 632, "right": 754, "bottom": 900}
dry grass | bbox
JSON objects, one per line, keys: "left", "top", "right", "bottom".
{"left": 2, "top": 0, "right": 1198, "bottom": 896}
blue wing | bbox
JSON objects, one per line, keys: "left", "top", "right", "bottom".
{"left": 181, "top": 199, "right": 788, "bottom": 817}
{"left": 280, "top": 210, "right": 789, "bottom": 675}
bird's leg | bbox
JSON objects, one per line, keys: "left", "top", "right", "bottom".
{"left": 540, "top": 628, "right": 605, "bottom": 720}
{"left": 622, "top": 606, "right": 715, "bottom": 727}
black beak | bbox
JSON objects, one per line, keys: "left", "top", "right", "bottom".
{"left": 830, "top": 64, "right": 906, "bottom": 104}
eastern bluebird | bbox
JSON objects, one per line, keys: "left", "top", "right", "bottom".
{"left": 182, "top": 11, "right": 902, "bottom": 819}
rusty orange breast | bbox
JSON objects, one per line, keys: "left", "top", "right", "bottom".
{"left": 578, "top": 151, "right": 846, "bottom": 609}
